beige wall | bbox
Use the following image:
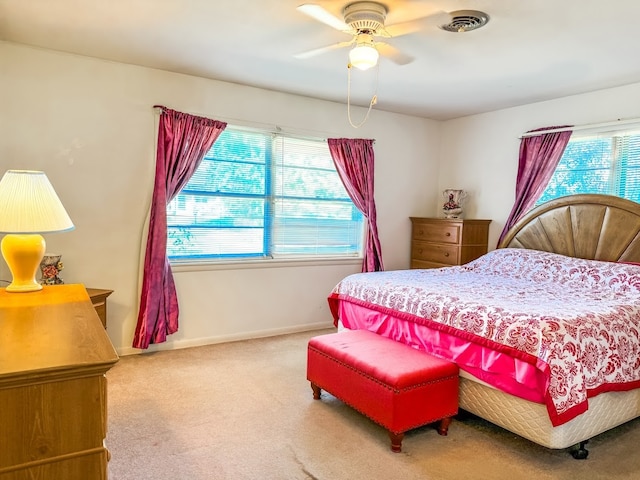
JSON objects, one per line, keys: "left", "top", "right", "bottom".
{"left": 1, "top": 42, "right": 440, "bottom": 354}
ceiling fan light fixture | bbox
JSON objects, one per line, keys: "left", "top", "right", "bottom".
{"left": 348, "top": 33, "right": 378, "bottom": 70}
{"left": 349, "top": 44, "right": 379, "bottom": 70}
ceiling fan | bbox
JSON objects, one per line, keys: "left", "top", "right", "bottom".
{"left": 295, "top": 1, "right": 449, "bottom": 69}
{"left": 295, "top": 2, "right": 489, "bottom": 128}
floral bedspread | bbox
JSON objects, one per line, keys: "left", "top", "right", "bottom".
{"left": 329, "top": 248, "right": 640, "bottom": 426}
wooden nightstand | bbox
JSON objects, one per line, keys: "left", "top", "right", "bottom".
{"left": 410, "top": 217, "right": 491, "bottom": 269}
{"left": 86, "top": 287, "right": 113, "bottom": 329}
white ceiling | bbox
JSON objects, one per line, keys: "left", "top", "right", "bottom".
{"left": 2, "top": 0, "right": 639, "bottom": 120}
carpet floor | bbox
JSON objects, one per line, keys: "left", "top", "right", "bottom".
{"left": 106, "top": 329, "right": 640, "bottom": 480}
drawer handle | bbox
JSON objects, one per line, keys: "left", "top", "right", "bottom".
{"left": 419, "top": 230, "right": 424, "bottom": 235}
{"left": 445, "top": 232, "right": 451, "bottom": 237}
{"left": 444, "top": 252, "right": 450, "bottom": 257}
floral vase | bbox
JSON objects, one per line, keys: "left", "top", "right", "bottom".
{"left": 442, "top": 189, "right": 467, "bottom": 218}
{"left": 40, "top": 254, "right": 64, "bottom": 285}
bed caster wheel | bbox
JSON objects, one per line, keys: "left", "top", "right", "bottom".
{"left": 570, "top": 440, "right": 589, "bottom": 459}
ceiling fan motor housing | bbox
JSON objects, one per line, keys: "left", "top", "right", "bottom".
{"left": 343, "top": 1, "right": 387, "bottom": 33}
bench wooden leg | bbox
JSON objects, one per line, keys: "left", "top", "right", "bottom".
{"left": 389, "top": 418, "right": 451, "bottom": 453}
{"left": 389, "top": 431, "right": 404, "bottom": 453}
{"left": 311, "top": 382, "right": 321, "bottom": 400}
{"left": 437, "top": 416, "right": 452, "bottom": 436}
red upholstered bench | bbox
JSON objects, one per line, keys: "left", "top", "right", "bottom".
{"left": 307, "top": 329, "right": 459, "bottom": 452}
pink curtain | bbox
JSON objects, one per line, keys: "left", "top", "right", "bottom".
{"left": 497, "top": 127, "right": 572, "bottom": 246}
{"left": 133, "top": 106, "right": 227, "bottom": 349}
{"left": 328, "top": 138, "right": 384, "bottom": 272}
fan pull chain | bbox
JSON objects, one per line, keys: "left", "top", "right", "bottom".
{"left": 347, "top": 63, "right": 380, "bottom": 128}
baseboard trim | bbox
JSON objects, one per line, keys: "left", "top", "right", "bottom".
{"left": 117, "top": 321, "right": 335, "bottom": 356}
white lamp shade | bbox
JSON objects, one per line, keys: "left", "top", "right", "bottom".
{"left": 349, "top": 44, "right": 379, "bottom": 71}
{"left": 0, "top": 170, "right": 74, "bottom": 234}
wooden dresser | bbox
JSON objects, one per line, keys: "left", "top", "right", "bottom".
{"left": 0, "top": 284, "right": 119, "bottom": 480}
{"left": 410, "top": 217, "right": 491, "bottom": 269}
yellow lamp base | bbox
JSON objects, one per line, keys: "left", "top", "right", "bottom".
{"left": 1, "top": 234, "right": 46, "bottom": 293}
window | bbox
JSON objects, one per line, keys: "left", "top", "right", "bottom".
{"left": 167, "top": 127, "right": 365, "bottom": 262}
{"left": 537, "top": 129, "right": 640, "bottom": 205}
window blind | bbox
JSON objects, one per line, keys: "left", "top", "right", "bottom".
{"left": 167, "top": 127, "right": 364, "bottom": 261}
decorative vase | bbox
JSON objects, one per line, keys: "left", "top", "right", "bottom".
{"left": 442, "top": 189, "right": 467, "bottom": 218}
{"left": 39, "top": 254, "right": 64, "bottom": 285}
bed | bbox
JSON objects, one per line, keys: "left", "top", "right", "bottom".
{"left": 328, "top": 194, "right": 640, "bottom": 458}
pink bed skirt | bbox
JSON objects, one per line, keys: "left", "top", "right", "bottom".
{"left": 337, "top": 300, "right": 549, "bottom": 404}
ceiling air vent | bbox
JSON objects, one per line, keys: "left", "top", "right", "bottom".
{"left": 440, "top": 10, "right": 489, "bottom": 33}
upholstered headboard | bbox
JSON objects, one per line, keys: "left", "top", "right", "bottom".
{"left": 497, "top": 194, "right": 640, "bottom": 262}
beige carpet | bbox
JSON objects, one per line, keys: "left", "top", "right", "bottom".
{"left": 106, "top": 329, "right": 640, "bottom": 480}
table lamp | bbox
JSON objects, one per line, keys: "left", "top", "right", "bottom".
{"left": 0, "top": 170, "right": 74, "bottom": 292}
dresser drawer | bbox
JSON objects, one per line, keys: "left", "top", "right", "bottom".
{"left": 411, "top": 241, "right": 460, "bottom": 266}
{"left": 412, "top": 222, "right": 460, "bottom": 245}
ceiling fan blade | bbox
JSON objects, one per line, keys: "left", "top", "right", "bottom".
{"left": 294, "top": 40, "right": 354, "bottom": 59}
{"left": 297, "top": 4, "right": 351, "bottom": 32}
{"left": 382, "top": 11, "right": 452, "bottom": 38}
{"left": 376, "top": 42, "right": 414, "bottom": 66}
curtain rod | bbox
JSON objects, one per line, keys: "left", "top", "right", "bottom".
{"left": 151, "top": 106, "right": 346, "bottom": 140}
{"left": 520, "top": 117, "right": 640, "bottom": 138}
